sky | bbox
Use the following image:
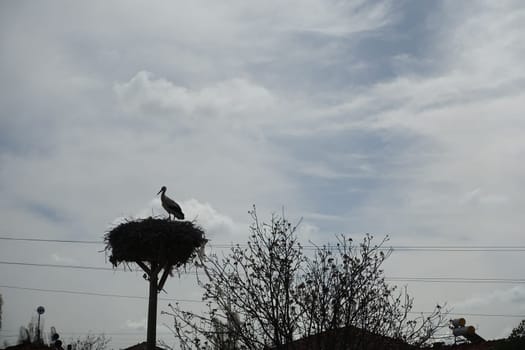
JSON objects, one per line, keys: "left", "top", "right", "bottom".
{"left": 1, "top": 0, "right": 525, "bottom": 348}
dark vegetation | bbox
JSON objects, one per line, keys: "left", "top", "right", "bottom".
{"left": 494, "top": 320, "right": 525, "bottom": 350}
{"left": 68, "top": 334, "right": 110, "bottom": 350}
{"left": 164, "top": 207, "right": 448, "bottom": 350}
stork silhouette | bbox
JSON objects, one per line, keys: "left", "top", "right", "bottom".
{"left": 157, "top": 186, "right": 184, "bottom": 220}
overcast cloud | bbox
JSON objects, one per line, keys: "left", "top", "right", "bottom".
{"left": 1, "top": 1, "right": 525, "bottom": 347}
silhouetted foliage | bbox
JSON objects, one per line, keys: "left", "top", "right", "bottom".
{"left": 494, "top": 320, "right": 525, "bottom": 350}
{"left": 509, "top": 319, "right": 525, "bottom": 339}
{"left": 295, "top": 235, "right": 446, "bottom": 349}
{"left": 68, "top": 333, "right": 110, "bottom": 350}
{"left": 164, "top": 207, "right": 447, "bottom": 350}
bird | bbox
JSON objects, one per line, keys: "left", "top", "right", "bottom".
{"left": 157, "top": 186, "right": 185, "bottom": 220}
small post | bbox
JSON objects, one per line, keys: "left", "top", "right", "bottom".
{"left": 147, "top": 262, "right": 159, "bottom": 350}
{"left": 36, "top": 306, "right": 45, "bottom": 344}
{"left": 37, "top": 313, "right": 41, "bottom": 344}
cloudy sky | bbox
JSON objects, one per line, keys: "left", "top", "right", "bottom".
{"left": 1, "top": 0, "right": 525, "bottom": 348}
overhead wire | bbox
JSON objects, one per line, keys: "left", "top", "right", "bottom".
{"left": 1, "top": 260, "right": 524, "bottom": 284}
{"left": 2, "top": 235, "right": 523, "bottom": 285}
{"left": 0, "top": 285, "right": 200, "bottom": 303}
{"left": 0, "top": 261, "right": 116, "bottom": 271}
{"left": 1, "top": 285, "right": 524, "bottom": 318}
{"left": 1, "top": 236, "right": 525, "bottom": 251}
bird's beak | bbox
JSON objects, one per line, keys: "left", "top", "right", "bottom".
{"left": 157, "top": 189, "right": 162, "bottom": 195}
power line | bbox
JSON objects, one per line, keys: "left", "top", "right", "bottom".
{"left": 0, "top": 261, "right": 193, "bottom": 275}
{"left": 1, "top": 236, "right": 525, "bottom": 252}
{"left": 1, "top": 260, "right": 524, "bottom": 285}
{"left": 1, "top": 260, "right": 524, "bottom": 284}
{"left": 443, "top": 312, "right": 525, "bottom": 318}
{"left": 0, "top": 261, "right": 117, "bottom": 271}
{"left": 1, "top": 285, "right": 524, "bottom": 318}
{"left": 389, "top": 248, "right": 525, "bottom": 252}
{"left": 0, "top": 285, "right": 200, "bottom": 303}
{"left": 0, "top": 237, "right": 102, "bottom": 244}
{"left": 386, "top": 277, "right": 525, "bottom": 284}
{"left": 0, "top": 332, "right": 174, "bottom": 337}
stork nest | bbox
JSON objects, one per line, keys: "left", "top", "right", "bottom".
{"left": 105, "top": 217, "right": 206, "bottom": 269}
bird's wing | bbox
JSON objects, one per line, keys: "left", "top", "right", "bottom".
{"left": 164, "top": 196, "right": 183, "bottom": 213}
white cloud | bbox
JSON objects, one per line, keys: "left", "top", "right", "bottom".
{"left": 460, "top": 188, "right": 510, "bottom": 207}
{"left": 181, "top": 199, "right": 239, "bottom": 237}
{"left": 296, "top": 221, "right": 322, "bottom": 244}
{"left": 275, "top": 0, "right": 393, "bottom": 35}
{"left": 131, "top": 197, "right": 244, "bottom": 243}
{"left": 50, "top": 254, "right": 77, "bottom": 264}
{"left": 114, "top": 71, "right": 276, "bottom": 123}
{"left": 453, "top": 286, "right": 525, "bottom": 310}
{"left": 125, "top": 319, "right": 146, "bottom": 331}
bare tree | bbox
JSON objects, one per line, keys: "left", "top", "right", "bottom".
{"left": 69, "top": 333, "right": 110, "bottom": 350}
{"left": 165, "top": 208, "right": 304, "bottom": 350}
{"left": 295, "top": 235, "right": 446, "bottom": 349}
{"left": 164, "top": 208, "right": 447, "bottom": 350}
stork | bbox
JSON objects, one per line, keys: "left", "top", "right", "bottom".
{"left": 157, "top": 186, "right": 185, "bottom": 220}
